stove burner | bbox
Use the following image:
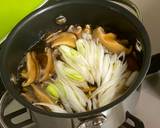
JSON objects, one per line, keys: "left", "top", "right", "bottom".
{"left": 119, "top": 112, "right": 144, "bottom": 128}
{"left": 0, "top": 91, "right": 144, "bottom": 128}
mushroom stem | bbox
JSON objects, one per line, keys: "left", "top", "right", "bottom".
{"left": 83, "top": 24, "right": 91, "bottom": 34}
{"left": 68, "top": 25, "right": 82, "bottom": 38}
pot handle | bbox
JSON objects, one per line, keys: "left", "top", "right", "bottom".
{"left": 147, "top": 53, "right": 160, "bottom": 75}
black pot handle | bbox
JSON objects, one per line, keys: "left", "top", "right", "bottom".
{"left": 147, "top": 54, "right": 160, "bottom": 75}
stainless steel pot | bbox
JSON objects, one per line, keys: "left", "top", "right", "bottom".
{"left": 0, "top": 0, "right": 160, "bottom": 128}
{"left": 0, "top": 90, "right": 144, "bottom": 128}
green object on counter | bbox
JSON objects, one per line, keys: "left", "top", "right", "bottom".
{"left": 0, "top": 0, "right": 46, "bottom": 43}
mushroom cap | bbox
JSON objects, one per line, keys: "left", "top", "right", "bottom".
{"left": 93, "top": 27, "right": 132, "bottom": 54}
{"left": 47, "top": 32, "right": 77, "bottom": 48}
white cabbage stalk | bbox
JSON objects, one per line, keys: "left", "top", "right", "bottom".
{"left": 91, "top": 53, "right": 127, "bottom": 98}
{"left": 59, "top": 45, "right": 94, "bottom": 84}
{"left": 87, "top": 99, "right": 92, "bottom": 111}
{"left": 111, "top": 60, "right": 127, "bottom": 79}
{"left": 76, "top": 39, "right": 104, "bottom": 86}
{"left": 92, "top": 97, "right": 97, "bottom": 109}
{"left": 95, "top": 43, "right": 104, "bottom": 86}
{"left": 91, "top": 78, "right": 120, "bottom": 98}
{"left": 98, "top": 86, "right": 117, "bottom": 107}
{"left": 55, "top": 60, "right": 89, "bottom": 89}
{"left": 63, "top": 83, "right": 86, "bottom": 112}
{"left": 82, "top": 33, "right": 92, "bottom": 40}
{"left": 98, "top": 78, "right": 126, "bottom": 107}
{"left": 76, "top": 39, "right": 95, "bottom": 77}
{"left": 125, "top": 71, "right": 138, "bottom": 87}
{"left": 54, "top": 81, "right": 73, "bottom": 113}
{"left": 76, "top": 39, "right": 86, "bottom": 57}
{"left": 101, "top": 53, "right": 116, "bottom": 85}
{"left": 70, "top": 85, "right": 88, "bottom": 107}
{"left": 102, "top": 54, "right": 110, "bottom": 80}
{"left": 56, "top": 61, "right": 85, "bottom": 82}
{"left": 33, "top": 103, "right": 67, "bottom": 113}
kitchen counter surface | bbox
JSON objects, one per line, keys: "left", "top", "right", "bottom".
{"left": 133, "top": 0, "right": 160, "bottom": 128}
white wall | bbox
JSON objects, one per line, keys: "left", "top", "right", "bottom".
{"left": 133, "top": 0, "right": 160, "bottom": 54}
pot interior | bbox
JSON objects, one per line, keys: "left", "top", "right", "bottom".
{"left": 0, "top": 0, "right": 150, "bottom": 118}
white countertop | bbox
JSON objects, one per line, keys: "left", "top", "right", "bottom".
{"left": 135, "top": 74, "right": 160, "bottom": 128}
{"left": 132, "top": 0, "right": 160, "bottom": 128}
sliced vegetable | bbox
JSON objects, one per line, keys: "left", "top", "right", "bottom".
{"left": 46, "top": 83, "right": 59, "bottom": 98}
{"left": 22, "top": 52, "right": 39, "bottom": 87}
{"left": 40, "top": 48, "right": 54, "bottom": 82}
{"left": 47, "top": 32, "right": 77, "bottom": 48}
{"left": 54, "top": 81, "right": 73, "bottom": 113}
{"left": 91, "top": 78, "right": 120, "bottom": 98}
{"left": 92, "top": 53, "right": 127, "bottom": 97}
{"left": 31, "top": 84, "right": 53, "bottom": 104}
{"left": 83, "top": 24, "right": 91, "bottom": 34}
{"left": 45, "top": 30, "right": 62, "bottom": 42}
{"left": 55, "top": 60, "right": 89, "bottom": 89}
{"left": 92, "top": 97, "right": 97, "bottom": 109}
{"left": 59, "top": 45, "right": 94, "bottom": 84}
{"left": 102, "top": 54, "right": 110, "bottom": 80}
{"left": 76, "top": 38, "right": 104, "bottom": 86}
{"left": 87, "top": 99, "right": 92, "bottom": 111}
{"left": 99, "top": 78, "right": 126, "bottom": 107}
{"left": 68, "top": 25, "right": 82, "bottom": 38}
{"left": 93, "top": 27, "right": 132, "bottom": 54}
{"left": 21, "top": 92, "right": 38, "bottom": 103}
{"left": 70, "top": 85, "right": 88, "bottom": 107}
{"left": 125, "top": 71, "right": 138, "bottom": 87}
{"left": 34, "top": 103, "right": 67, "bottom": 113}
{"left": 63, "top": 84, "right": 86, "bottom": 112}
{"left": 76, "top": 39, "right": 87, "bottom": 57}
{"left": 82, "top": 25, "right": 92, "bottom": 40}
{"left": 94, "top": 43, "right": 104, "bottom": 86}
{"left": 98, "top": 86, "right": 117, "bottom": 107}
{"left": 56, "top": 60, "right": 85, "bottom": 82}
